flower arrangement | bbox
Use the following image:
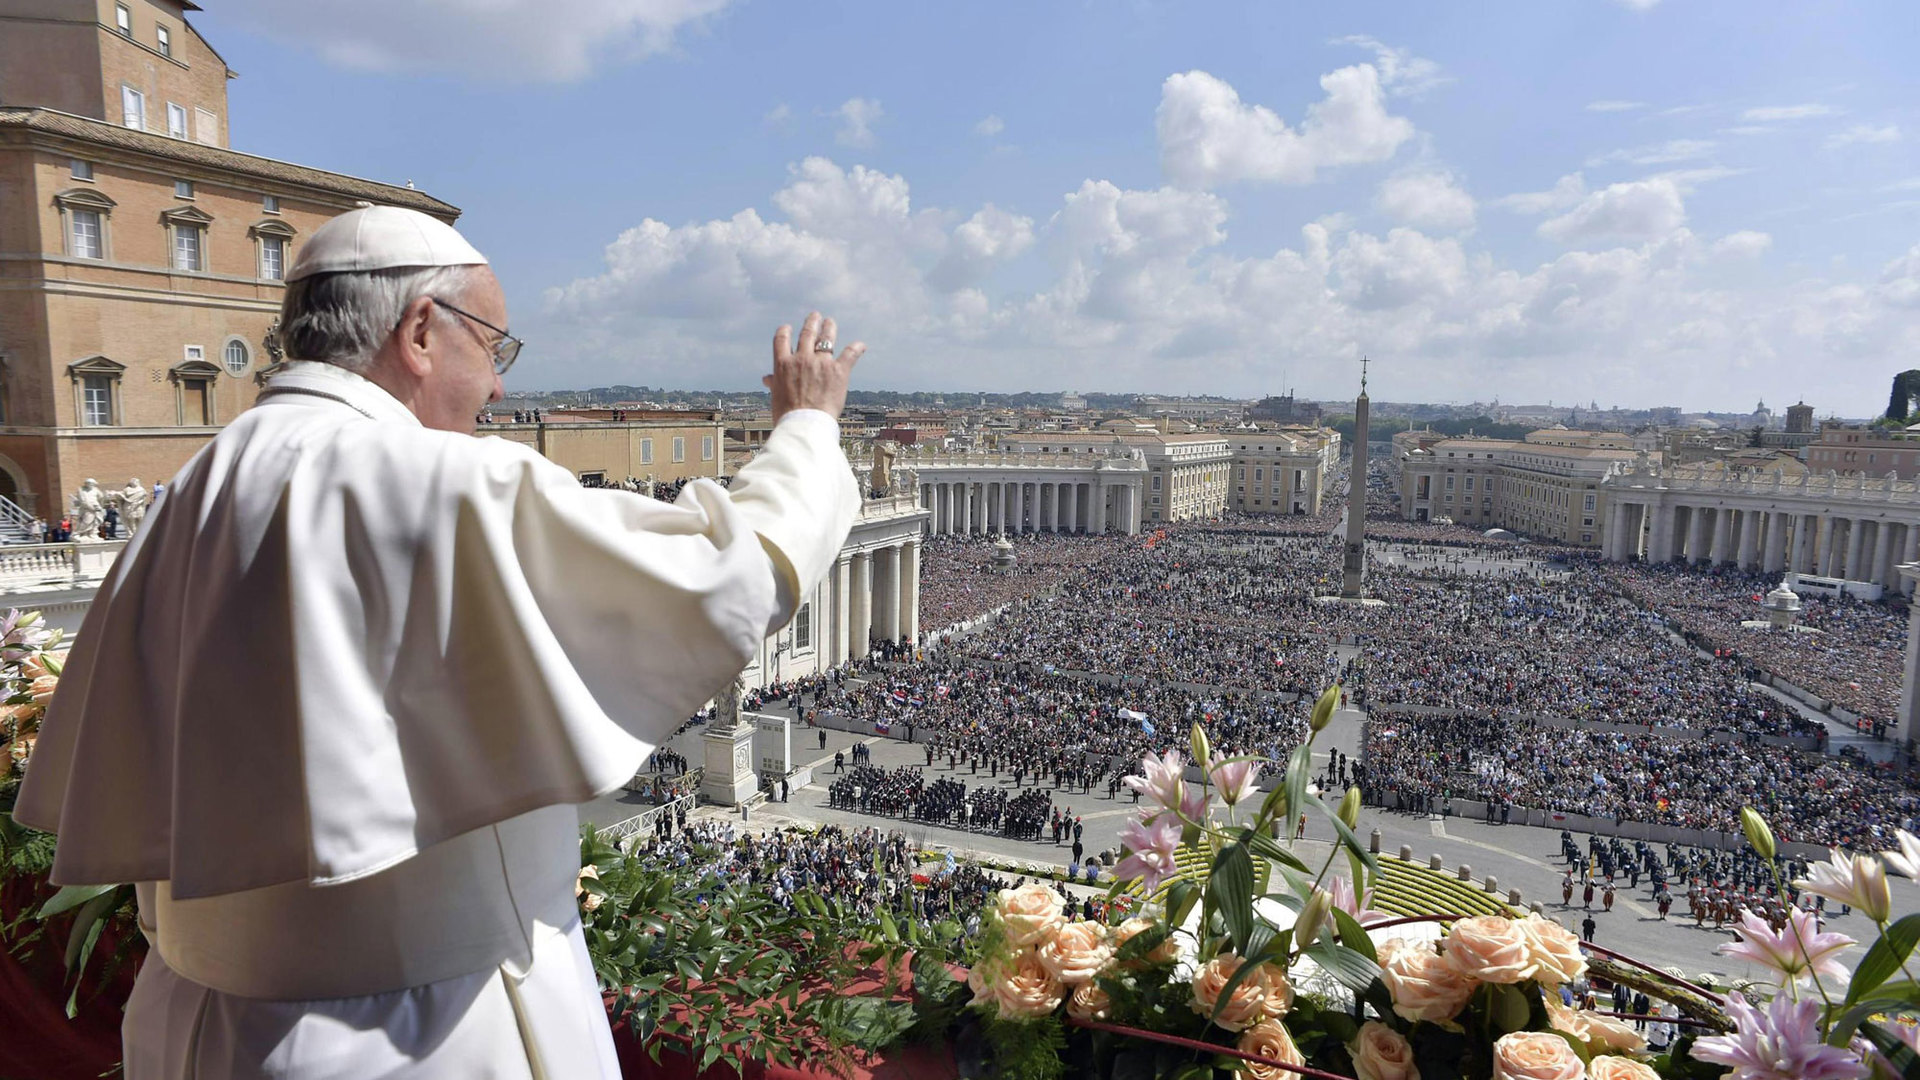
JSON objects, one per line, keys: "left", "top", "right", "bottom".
{"left": 958, "top": 685, "right": 1920, "bottom": 1080}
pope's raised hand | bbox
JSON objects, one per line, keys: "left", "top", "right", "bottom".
{"left": 766, "top": 312, "right": 863, "bottom": 421}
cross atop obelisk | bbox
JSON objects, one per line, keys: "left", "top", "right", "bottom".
{"left": 1339, "top": 357, "right": 1370, "bottom": 599}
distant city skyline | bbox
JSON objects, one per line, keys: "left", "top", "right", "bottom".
{"left": 195, "top": 2, "right": 1916, "bottom": 412}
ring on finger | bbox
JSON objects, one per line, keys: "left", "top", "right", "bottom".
{"left": 814, "top": 339, "right": 835, "bottom": 353}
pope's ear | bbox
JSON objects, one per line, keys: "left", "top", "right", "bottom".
{"left": 394, "top": 295, "right": 438, "bottom": 377}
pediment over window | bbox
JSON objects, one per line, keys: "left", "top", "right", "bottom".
{"left": 67, "top": 355, "right": 125, "bottom": 379}
{"left": 53, "top": 188, "right": 116, "bottom": 212}
{"left": 169, "top": 359, "right": 223, "bottom": 381}
{"left": 159, "top": 205, "right": 214, "bottom": 227}
{"left": 249, "top": 218, "right": 296, "bottom": 238}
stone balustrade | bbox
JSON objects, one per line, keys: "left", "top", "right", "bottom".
{"left": 0, "top": 540, "right": 128, "bottom": 590}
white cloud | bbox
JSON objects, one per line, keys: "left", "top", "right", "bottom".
{"left": 544, "top": 160, "right": 1919, "bottom": 410}
{"left": 1585, "top": 100, "right": 1646, "bottom": 113}
{"left": 1711, "top": 231, "right": 1772, "bottom": 259}
{"left": 1376, "top": 169, "right": 1476, "bottom": 231}
{"left": 1495, "top": 173, "right": 1588, "bottom": 215}
{"left": 1156, "top": 67, "right": 1415, "bottom": 188}
{"left": 1586, "top": 139, "right": 1717, "bottom": 167}
{"left": 214, "top": 0, "right": 733, "bottom": 81}
{"left": 974, "top": 115, "right": 1005, "bottom": 137}
{"left": 1538, "top": 178, "right": 1686, "bottom": 243}
{"left": 834, "top": 98, "right": 884, "bottom": 148}
{"left": 1329, "top": 36, "right": 1451, "bottom": 97}
{"left": 764, "top": 103, "right": 791, "bottom": 125}
{"left": 1828, "top": 123, "right": 1901, "bottom": 148}
{"left": 1742, "top": 104, "right": 1838, "bottom": 121}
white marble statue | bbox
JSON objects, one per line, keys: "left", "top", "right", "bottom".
{"left": 69, "top": 478, "right": 107, "bottom": 542}
{"left": 870, "top": 440, "right": 898, "bottom": 496}
{"left": 115, "top": 478, "right": 150, "bottom": 535}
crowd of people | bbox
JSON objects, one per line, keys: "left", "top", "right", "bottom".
{"left": 1363, "top": 708, "right": 1917, "bottom": 849}
{"left": 627, "top": 821, "right": 1019, "bottom": 926}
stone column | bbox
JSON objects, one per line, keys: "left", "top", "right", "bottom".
{"left": 1064, "top": 484, "right": 1078, "bottom": 533}
{"left": 1685, "top": 506, "right": 1709, "bottom": 565}
{"left": 1091, "top": 482, "right": 1108, "bottom": 533}
{"left": 1845, "top": 517, "right": 1866, "bottom": 581}
{"left": 831, "top": 555, "right": 851, "bottom": 666}
{"left": 1819, "top": 517, "right": 1840, "bottom": 577}
{"left": 1603, "top": 502, "right": 1625, "bottom": 560}
{"left": 850, "top": 551, "right": 872, "bottom": 658}
{"left": 899, "top": 539, "right": 920, "bottom": 647}
{"left": 1648, "top": 504, "right": 1675, "bottom": 562}
{"left": 1737, "top": 508, "right": 1761, "bottom": 569}
{"left": 1899, "top": 564, "right": 1920, "bottom": 747}
{"left": 1867, "top": 521, "right": 1888, "bottom": 586}
{"left": 1764, "top": 512, "right": 1789, "bottom": 574}
{"left": 874, "top": 545, "right": 901, "bottom": 645}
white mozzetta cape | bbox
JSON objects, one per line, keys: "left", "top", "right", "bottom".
{"left": 16, "top": 363, "right": 860, "bottom": 900}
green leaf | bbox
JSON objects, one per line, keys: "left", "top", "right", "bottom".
{"left": 1303, "top": 940, "right": 1382, "bottom": 993}
{"left": 37, "top": 883, "right": 115, "bottom": 919}
{"left": 1859, "top": 1021, "right": 1920, "bottom": 1080}
{"left": 1847, "top": 913, "right": 1920, "bottom": 1006}
{"left": 1209, "top": 841, "right": 1256, "bottom": 955}
{"left": 1330, "top": 906, "right": 1377, "bottom": 962}
{"left": 1167, "top": 879, "right": 1202, "bottom": 932}
{"left": 1282, "top": 742, "right": 1313, "bottom": 826}
{"left": 1488, "top": 982, "right": 1532, "bottom": 1036}
{"left": 1309, "top": 792, "right": 1379, "bottom": 876}
{"left": 1244, "top": 830, "right": 1312, "bottom": 874}
{"left": 877, "top": 908, "right": 899, "bottom": 944}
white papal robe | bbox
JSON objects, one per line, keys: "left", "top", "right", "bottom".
{"left": 15, "top": 361, "right": 860, "bottom": 1078}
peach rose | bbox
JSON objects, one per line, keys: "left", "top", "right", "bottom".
{"left": 996, "top": 883, "right": 1067, "bottom": 947}
{"left": 1587, "top": 1056, "right": 1660, "bottom": 1080}
{"left": 1349, "top": 1019, "right": 1420, "bottom": 1080}
{"left": 1490, "top": 1031, "right": 1584, "bottom": 1080}
{"left": 1443, "top": 916, "right": 1536, "bottom": 985}
{"left": 1516, "top": 915, "right": 1587, "bottom": 987}
{"left": 1236, "top": 1018, "right": 1304, "bottom": 1080}
{"left": 1037, "top": 920, "right": 1115, "bottom": 985}
{"left": 1066, "top": 980, "right": 1112, "bottom": 1021}
{"left": 1573, "top": 1010, "right": 1647, "bottom": 1054}
{"left": 1261, "top": 967, "right": 1296, "bottom": 1020}
{"left": 1377, "top": 938, "right": 1477, "bottom": 1024}
{"left": 966, "top": 952, "right": 1012, "bottom": 1007}
{"left": 1113, "top": 917, "right": 1179, "bottom": 966}
{"left": 1190, "top": 953, "right": 1276, "bottom": 1032}
{"left": 28, "top": 673, "right": 57, "bottom": 710}
{"left": 992, "top": 949, "right": 1067, "bottom": 1019}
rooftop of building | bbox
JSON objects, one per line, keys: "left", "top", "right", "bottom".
{"left": 0, "top": 106, "right": 460, "bottom": 218}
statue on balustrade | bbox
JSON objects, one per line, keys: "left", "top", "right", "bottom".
{"left": 68, "top": 478, "right": 107, "bottom": 542}
{"left": 115, "top": 478, "right": 150, "bottom": 535}
{"left": 870, "top": 439, "right": 898, "bottom": 497}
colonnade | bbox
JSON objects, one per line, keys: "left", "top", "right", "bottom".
{"left": 917, "top": 477, "right": 1143, "bottom": 536}
{"left": 1604, "top": 499, "right": 1919, "bottom": 590}
{"left": 819, "top": 539, "right": 920, "bottom": 664}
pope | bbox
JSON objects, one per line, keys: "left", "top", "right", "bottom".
{"left": 15, "top": 206, "right": 865, "bottom": 1078}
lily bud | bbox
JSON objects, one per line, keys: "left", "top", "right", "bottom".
{"left": 1294, "top": 889, "right": 1332, "bottom": 949}
{"left": 1310, "top": 685, "right": 1341, "bottom": 732}
{"left": 1740, "top": 807, "right": 1777, "bottom": 862}
{"left": 1338, "top": 787, "right": 1361, "bottom": 830}
{"left": 1190, "top": 723, "right": 1211, "bottom": 775}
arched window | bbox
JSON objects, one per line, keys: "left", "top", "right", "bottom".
{"left": 223, "top": 337, "right": 251, "bottom": 376}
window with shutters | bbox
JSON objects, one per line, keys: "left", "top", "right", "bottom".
{"left": 156, "top": 24, "right": 171, "bottom": 56}
{"left": 640, "top": 438, "right": 653, "bottom": 464}
{"left": 259, "top": 236, "right": 284, "bottom": 280}
{"left": 167, "top": 104, "right": 188, "bottom": 139}
{"left": 70, "top": 210, "right": 103, "bottom": 259}
{"left": 794, "top": 603, "right": 812, "bottom": 649}
{"left": 672, "top": 437, "right": 685, "bottom": 463}
{"left": 83, "top": 379, "right": 111, "bottom": 426}
{"left": 121, "top": 87, "right": 145, "bottom": 130}
{"left": 173, "top": 224, "right": 202, "bottom": 271}
{"left": 115, "top": 4, "right": 131, "bottom": 35}
{"left": 702, "top": 435, "right": 715, "bottom": 461}
{"left": 70, "top": 357, "right": 125, "bottom": 427}
{"left": 70, "top": 159, "right": 93, "bottom": 181}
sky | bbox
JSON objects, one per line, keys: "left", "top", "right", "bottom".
{"left": 190, "top": 1, "right": 1918, "bottom": 413}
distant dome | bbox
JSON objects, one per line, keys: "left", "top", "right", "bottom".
{"left": 1691, "top": 418, "right": 1720, "bottom": 429}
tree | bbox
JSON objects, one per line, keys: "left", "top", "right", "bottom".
{"left": 1886, "top": 370, "right": 1920, "bottom": 422}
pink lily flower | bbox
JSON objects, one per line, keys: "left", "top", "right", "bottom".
{"left": 1115, "top": 815, "right": 1183, "bottom": 894}
{"left": 1325, "top": 873, "right": 1390, "bottom": 926}
{"left": 1123, "top": 749, "right": 1186, "bottom": 820}
{"left": 1691, "top": 991, "right": 1869, "bottom": 1080}
{"left": 1207, "top": 756, "right": 1262, "bottom": 807}
{"left": 1716, "top": 906, "right": 1855, "bottom": 986}
{"left": 1795, "top": 850, "right": 1892, "bottom": 924}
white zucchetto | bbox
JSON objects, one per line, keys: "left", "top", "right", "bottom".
{"left": 287, "top": 205, "right": 488, "bottom": 282}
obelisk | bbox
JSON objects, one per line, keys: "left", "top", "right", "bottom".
{"left": 1340, "top": 363, "right": 1370, "bottom": 599}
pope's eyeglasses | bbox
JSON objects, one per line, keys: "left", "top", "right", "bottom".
{"left": 425, "top": 297, "right": 523, "bottom": 376}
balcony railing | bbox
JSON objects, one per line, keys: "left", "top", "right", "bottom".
{"left": 0, "top": 540, "right": 128, "bottom": 590}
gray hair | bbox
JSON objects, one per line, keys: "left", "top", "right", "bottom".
{"left": 274, "top": 264, "right": 484, "bottom": 373}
